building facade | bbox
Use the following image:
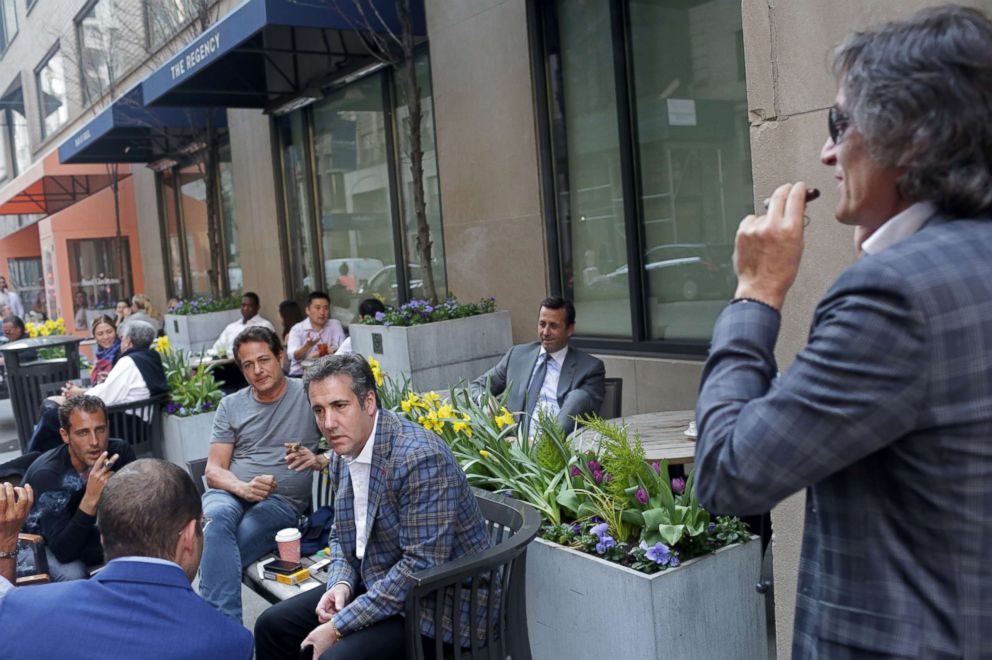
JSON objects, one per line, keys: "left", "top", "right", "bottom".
{"left": 0, "top": 0, "right": 985, "bottom": 654}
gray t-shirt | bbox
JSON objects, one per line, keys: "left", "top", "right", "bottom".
{"left": 211, "top": 378, "right": 321, "bottom": 512}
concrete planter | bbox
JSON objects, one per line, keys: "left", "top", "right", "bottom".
{"left": 350, "top": 310, "right": 512, "bottom": 392}
{"left": 164, "top": 310, "right": 240, "bottom": 354}
{"left": 526, "top": 537, "right": 767, "bottom": 659}
{"left": 162, "top": 410, "right": 217, "bottom": 468}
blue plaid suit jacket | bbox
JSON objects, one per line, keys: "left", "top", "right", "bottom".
{"left": 325, "top": 409, "right": 492, "bottom": 646}
{"left": 695, "top": 216, "right": 992, "bottom": 658}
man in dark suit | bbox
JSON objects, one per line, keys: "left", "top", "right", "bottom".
{"left": 0, "top": 458, "right": 253, "bottom": 659}
{"left": 254, "top": 354, "right": 492, "bottom": 659}
{"left": 694, "top": 7, "right": 992, "bottom": 658}
{"left": 470, "top": 296, "right": 605, "bottom": 433}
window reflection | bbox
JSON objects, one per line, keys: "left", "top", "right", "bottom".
{"left": 37, "top": 50, "right": 68, "bottom": 138}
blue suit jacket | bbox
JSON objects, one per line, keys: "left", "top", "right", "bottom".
{"left": 326, "top": 410, "right": 492, "bottom": 647}
{"left": 695, "top": 217, "right": 992, "bottom": 658}
{"left": 0, "top": 559, "right": 253, "bottom": 659}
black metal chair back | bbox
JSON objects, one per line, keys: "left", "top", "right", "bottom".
{"left": 599, "top": 377, "right": 623, "bottom": 419}
{"left": 105, "top": 394, "right": 168, "bottom": 458}
{"left": 404, "top": 489, "right": 541, "bottom": 660}
{"left": 186, "top": 458, "right": 208, "bottom": 497}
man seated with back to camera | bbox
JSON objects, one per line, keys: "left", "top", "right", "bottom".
{"left": 22, "top": 395, "right": 134, "bottom": 581}
{"left": 335, "top": 298, "right": 386, "bottom": 355}
{"left": 0, "top": 459, "right": 253, "bottom": 659}
{"left": 28, "top": 319, "right": 168, "bottom": 454}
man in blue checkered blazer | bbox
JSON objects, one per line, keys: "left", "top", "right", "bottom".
{"left": 694, "top": 7, "right": 992, "bottom": 659}
{"left": 255, "top": 353, "right": 492, "bottom": 659}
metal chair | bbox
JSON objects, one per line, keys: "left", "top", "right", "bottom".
{"left": 186, "top": 457, "right": 208, "bottom": 497}
{"left": 599, "top": 377, "right": 623, "bottom": 419}
{"left": 405, "top": 488, "right": 541, "bottom": 660}
{"left": 105, "top": 394, "right": 168, "bottom": 458}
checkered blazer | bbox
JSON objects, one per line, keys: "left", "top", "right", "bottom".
{"left": 695, "top": 216, "right": 992, "bottom": 658}
{"left": 325, "top": 409, "right": 493, "bottom": 647}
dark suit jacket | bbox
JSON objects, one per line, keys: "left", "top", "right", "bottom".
{"left": 0, "top": 559, "right": 253, "bottom": 659}
{"left": 325, "top": 410, "right": 493, "bottom": 647}
{"left": 695, "top": 216, "right": 992, "bottom": 658}
{"left": 470, "top": 342, "right": 605, "bottom": 432}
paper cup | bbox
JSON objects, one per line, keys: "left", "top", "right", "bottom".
{"left": 275, "top": 528, "right": 302, "bottom": 562}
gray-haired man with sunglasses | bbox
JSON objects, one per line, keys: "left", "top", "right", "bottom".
{"left": 694, "top": 6, "right": 992, "bottom": 658}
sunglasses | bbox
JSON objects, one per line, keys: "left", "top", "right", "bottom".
{"left": 828, "top": 105, "right": 851, "bottom": 144}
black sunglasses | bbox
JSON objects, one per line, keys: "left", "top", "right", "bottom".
{"left": 828, "top": 105, "right": 851, "bottom": 144}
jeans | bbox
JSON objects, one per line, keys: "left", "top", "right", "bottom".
{"left": 45, "top": 548, "right": 88, "bottom": 582}
{"left": 198, "top": 488, "right": 299, "bottom": 623}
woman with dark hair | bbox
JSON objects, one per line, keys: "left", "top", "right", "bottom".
{"left": 90, "top": 315, "right": 120, "bottom": 384}
{"left": 278, "top": 300, "right": 304, "bottom": 372}
{"left": 114, "top": 299, "right": 131, "bottom": 328}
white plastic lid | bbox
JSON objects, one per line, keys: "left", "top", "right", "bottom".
{"left": 275, "top": 528, "right": 301, "bottom": 542}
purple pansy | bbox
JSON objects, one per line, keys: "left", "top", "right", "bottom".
{"left": 644, "top": 541, "right": 672, "bottom": 565}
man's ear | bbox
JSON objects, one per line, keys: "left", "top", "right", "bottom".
{"left": 175, "top": 518, "right": 198, "bottom": 562}
{"left": 59, "top": 427, "right": 70, "bottom": 445}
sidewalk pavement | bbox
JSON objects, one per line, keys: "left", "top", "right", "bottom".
{"left": 0, "top": 398, "right": 271, "bottom": 634}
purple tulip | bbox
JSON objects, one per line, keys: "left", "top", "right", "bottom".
{"left": 592, "top": 469, "right": 604, "bottom": 484}
{"left": 587, "top": 460, "right": 601, "bottom": 472}
{"left": 671, "top": 477, "right": 686, "bottom": 495}
{"left": 569, "top": 466, "right": 581, "bottom": 477}
{"left": 651, "top": 462, "right": 661, "bottom": 475}
{"left": 635, "top": 488, "right": 649, "bottom": 505}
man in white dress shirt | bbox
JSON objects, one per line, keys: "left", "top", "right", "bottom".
{"left": 470, "top": 297, "right": 605, "bottom": 433}
{"left": 211, "top": 292, "right": 275, "bottom": 356}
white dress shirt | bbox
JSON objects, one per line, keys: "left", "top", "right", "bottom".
{"left": 346, "top": 412, "right": 379, "bottom": 561}
{"left": 861, "top": 202, "right": 937, "bottom": 256}
{"left": 88, "top": 356, "right": 149, "bottom": 407}
{"left": 211, "top": 314, "right": 276, "bottom": 355}
{"left": 530, "top": 346, "right": 568, "bottom": 429}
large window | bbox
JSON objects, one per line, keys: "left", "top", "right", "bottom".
{"left": 7, "top": 256, "right": 43, "bottom": 319}
{"left": 77, "top": 0, "right": 142, "bottom": 102}
{"left": 537, "top": 0, "right": 753, "bottom": 355}
{"left": 145, "top": 0, "right": 198, "bottom": 49}
{"left": 277, "top": 53, "right": 446, "bottom": 310}
{"left": 157, "top": 139, "right": 240, "bottom": 300}
{"left": 67, "top": 237, "right": 133, "bottom": 329}
{"left": 36, "top": 47, "right": 68, "bottom": 139}
{"left": 0, "top": 0, "right": 17, "bottom": 53}
{"left": 0, "top": 83, "right": 30, "bottom": 178}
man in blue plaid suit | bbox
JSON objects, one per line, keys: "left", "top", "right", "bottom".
{"left": 694, "top": 6, "right": 992, "bottom": 659}
{"left": 255, "top": 353, "right": 492, "bottom": 659}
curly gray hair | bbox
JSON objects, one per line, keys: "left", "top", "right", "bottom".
{"left": 833, "top": 5, "right": 992, "bottom": 217}
{"left": 121, "top": 319, "right": 156, "bottom": 349}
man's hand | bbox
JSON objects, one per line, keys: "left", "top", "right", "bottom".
{"left": 79, "top": 452, "right": 118, "bottom": 516}
{"left": 315, "top": 583, "right": 351, "bottom": 623}
{"left": 240, "top": 474, "right": 277, "bottom": 502}
{"left": 0, "top": 482, "right": 33, "bottom": 546}
{"left": 63, "top": 383, "right": 87, "bottom": 398}
{"left": 733, "top": 182, "right": 809, "bottom": 310}
{"left": 301, "top": 622, "right": 340, "bottom": 657}
{"left": 285, "top": 443, "right": 323, "bottom": 472}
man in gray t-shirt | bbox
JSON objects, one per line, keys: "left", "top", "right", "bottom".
{"left": 198, "top": 326, "right": 326, "bottom": 623}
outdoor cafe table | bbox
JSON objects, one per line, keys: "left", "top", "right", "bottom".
{"left": 244, "top": 554, "right": 329, "bottom": 603}
{"left": 573, "top": 409, "right": 698, "bottom": 465}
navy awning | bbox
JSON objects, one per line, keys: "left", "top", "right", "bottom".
{"left": 58, "top": 87, "right": 227, "bottom": 164}
{"left": 142, "top": 0, "right": 424, "bottom": 109}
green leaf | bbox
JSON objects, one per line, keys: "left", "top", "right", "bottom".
{"left": 658, "top": 524, "right": 685, "bottom": 546}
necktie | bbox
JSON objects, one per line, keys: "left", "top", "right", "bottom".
{"left": 526, "top": 353, "right": 551, "bottom": 416}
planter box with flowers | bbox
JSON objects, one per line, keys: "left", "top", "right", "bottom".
{"left": 350, "top": 297, "right": 511, "bottom": 392}
{"left": 376, "top": 379, "right": 767, "bottom": 659}
{"left": 154, "top": 337, "right": 224, "bottom": 468}
{"left": 164, "top": 294, "right": 243, "bottom": 354}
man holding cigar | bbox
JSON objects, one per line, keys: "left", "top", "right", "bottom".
{"left": 0, "top": 481, "right": 33, "bottom": 596}
{"left": 22, "top": 395, "right": 134, "bottom": 581}
{"left": 694, "top": 7, "right": 992, "bottom": 657}
{"left": 200, "top": 326, "right": 323, "bottom": 623}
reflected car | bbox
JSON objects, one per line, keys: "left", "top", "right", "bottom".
{"left": 605, "top": 243, "right": 735, "bottom": 302}
{"left": 359, "top": 264, "right": 424, "bottom": 307}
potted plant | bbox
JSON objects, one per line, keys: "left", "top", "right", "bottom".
{"left": 383, "top": 381, "right": 767, "bottom": 658}
{"left": 155, "top": 336, "right": 225, "bottom": 468}
{"left": 349, "top": 296, "right": 511, "bottom": 392}
{"left": 164, "top": 294, "right": 243, "bottom": 354}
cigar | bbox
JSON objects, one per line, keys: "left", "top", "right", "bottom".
{"left": 285, "top": 442, "right": 301, "bottom": 453}
{"left": 104, "top": 454, "right": 118, "bottom": 469}
{"left": 763, "top": 187, "right": 820, "bottom": 210}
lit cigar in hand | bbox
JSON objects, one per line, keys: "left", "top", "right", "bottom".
{"left": 763, "top": 187, "right": 820, "bottom": 210}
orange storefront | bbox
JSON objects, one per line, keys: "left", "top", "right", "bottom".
{"left": 0, "top": 150, "right": 144, "bottom": 335}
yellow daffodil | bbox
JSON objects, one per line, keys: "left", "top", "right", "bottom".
{"left": 436, "top": 404, "right": 455, "bottom": 420}
{"left": 479, "top": 450, "right": 491, "bottom": 459}
{"left": 494, "top": 407, "right": 515, "bottom": 429}
{"left": 153, "top": 336, "right": 171, "bottom": 354}
{"left": 425, "top": 391, "right": 442, "bottom": 405}
{"left": 401, "top": 398, "right": 413, "bottom": 413}
{"left": 367, "top": 356, "right": 384, "bottom": 387}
